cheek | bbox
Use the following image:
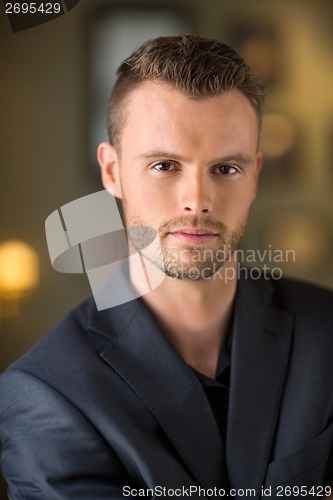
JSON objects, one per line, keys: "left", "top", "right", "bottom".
{"left": 120, "top": 180, "right": 162, "bottom": 224}
{"left": 122, "top": 173, "right": 173, "bottom": 210}
{"left": 125, "top": 188, "right": 162, "bottom": 214}
{"left": 218, "top": 181, "right": 256, "bottom": 222}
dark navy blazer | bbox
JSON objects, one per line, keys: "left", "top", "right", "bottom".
{"left": 1, "top": 275, "right": 333, "bottom": 499}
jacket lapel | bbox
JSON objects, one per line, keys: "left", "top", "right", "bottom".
{"left": 227, "top": 275, "right": 294, "bottom": 497}
{"left": 86, "top": 269, "right": 294, "bottom": 493}
{"left": 87, "top": 296, "right": 227, "bottom": 489}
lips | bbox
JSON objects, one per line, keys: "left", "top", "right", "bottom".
{"left": 169, "top": 229, "right": 218, "bottom": 244}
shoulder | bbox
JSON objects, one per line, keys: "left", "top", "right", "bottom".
{"left": 239, "top": 269, "right": 333, "bottom": 342}
{"left": 271, "top": 275, "right": 333, "bottom": 320}
{"left": 1, "top": 296, "right": 133, "bottom": 385}
{"left": 243, "top": 268, "right": 333, "bottom": 314}
{"left": 3, "top": 298, "right": 96, "bottom": 372}
{"left": 272, "top": 273, "right": 333, "bottom": 298}
{"left": 0, "top": 296, "right": 144, "bottom": 428}
{"left": 252, "top": 272, "right": 333, "bottom": 347}
{"left": 1, "top": 294, "right": 143, "bottom": 383}
{"left": 0, "top": 299, "right": 92, "bottom": 407}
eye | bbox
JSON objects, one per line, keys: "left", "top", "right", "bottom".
{"left": 152, "top": 161, "right": 178, "bottom": 172}
{"left": 212, "top": 164, "right": 238, "bottom": 175}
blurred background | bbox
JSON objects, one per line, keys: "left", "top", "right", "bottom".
{"left": 1, "top": 0, "right": 333, "bottom": 493}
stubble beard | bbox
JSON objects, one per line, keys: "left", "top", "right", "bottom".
{"left": 121, "top": 198, "right": 247, "bottom": 281}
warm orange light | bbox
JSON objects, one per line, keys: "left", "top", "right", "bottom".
{"left": 0, "top": 240, "right": 39, "bottom": 300}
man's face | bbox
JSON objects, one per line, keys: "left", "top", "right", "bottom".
{"left": 99, "top": 81, "right": 262, "bottom": 280}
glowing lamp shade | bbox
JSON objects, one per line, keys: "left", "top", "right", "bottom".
{"left": 0, "top": 240, "right": 39, "bottom": 300}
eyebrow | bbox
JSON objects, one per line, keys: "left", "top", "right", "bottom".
{"left": 137, "top": 150, "right": 254, "bottom": 165}
{"left": 137, "top": 151, "right": 187, "bottom": 162}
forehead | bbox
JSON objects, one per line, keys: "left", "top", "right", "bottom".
{"left": 120, "top": 81, "right": 259, "bottom": 154}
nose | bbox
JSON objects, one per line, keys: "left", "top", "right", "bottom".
{"left": 179, "top": 171, "right": 213, "bottom": 214}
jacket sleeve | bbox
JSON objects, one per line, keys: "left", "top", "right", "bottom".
{"left": 0, "top": 369, "right": 135, "bottom": 500}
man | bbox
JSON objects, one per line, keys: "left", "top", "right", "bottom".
{"left": 1, "top": 35, "right": 333, "bottom": 499}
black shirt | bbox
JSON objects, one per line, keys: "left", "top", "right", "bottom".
{"left": 191, "top": 335, "right": 231, "bottom": 445}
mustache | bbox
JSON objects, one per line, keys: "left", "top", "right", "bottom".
{"left": 158, "top": 216, "right": 227, "bottom": 234}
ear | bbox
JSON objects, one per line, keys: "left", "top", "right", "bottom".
{"left": 251, "top": 150, "right": 263, "bottom": 200}
{"left": 97, "top": 142, "right": 122, "bottom": 199}
{"left": 255, "top": 150, "right": 263, "bottom": 178}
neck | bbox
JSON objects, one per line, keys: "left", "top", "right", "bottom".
{"left": 131, "top": 259, "right": 238, "bottom": 378}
